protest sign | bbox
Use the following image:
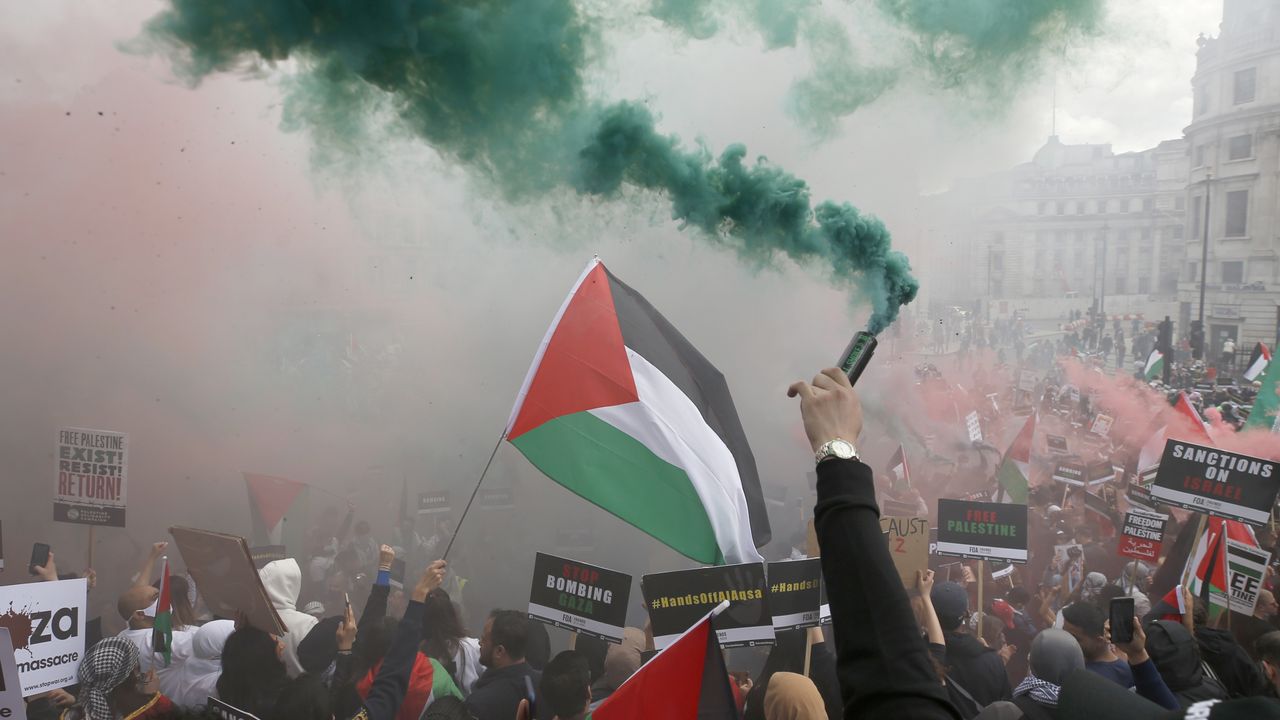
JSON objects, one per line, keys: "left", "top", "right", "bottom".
{"left": 478, "top": 487, "right": 515, "bottom": 511}
{"left": 208, "top": 698, "right": 263, "bottom": 720}
{"left": 1046, "top": 435, "right": 1070, "bottom": 455}
{"left": 417, "top": 492, "right": 450, "bottom": 515}
{"left": 170, "top": 527, "right": 283, "bottom": 636}
{"left": 935, "top": 499, "right": 1028, "bottom": 564}
{"left": 1018, "top": 370, "right": 1037, "bottom": 392}
{"left": 880, "top": 516, "right": 929, "bottom": 588}
{"left": 1150, "top": 440, "right": 1279, "bottom": 525}
{"left": 1118, "top": 509, "right": 1168, "bottom": 563}
{"left": 0, "top": 629, "right": 25, "bottom": 720}
{"left": 766, "top": 559, "right": 821, "bottom": 631}
{"left": 248, "top": 545, "right": 287, "bottom": 570}
{"left": 54, "top": 427, "right": 127, "bottom": 527}
{"left": 642, "top": 563, "right": 773, "bottom": 649}
{"left": 1052, "top": 462, "right": 1085, "bottom": 486}
{"left": 1090, "top": 414, "right": 1114, "bottom": 436}
{"left": 0, "top": 578, "right": 86, "bottom": 696}
{"left": 1087, "top": 463, "right": 1118, "bottom": 488}
{"left": 1225, "top": 540, "right": 1272, "bottom": 615}
{"left": 882, "top": 497, "right": 919, "bottom": 518}
{"left": 965, "top": 412, "right": 983, "bottom": 444}
{"left": 527, "top": 553, "right": 631, "bottom": 643}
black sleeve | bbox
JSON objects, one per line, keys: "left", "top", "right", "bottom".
{"left": 808, "top": 641, "right": 843, "bottom": 720}
{"left": 359, "top": 599, "right": 425, "bottom": 720}
{"left": 331, "top": 653, "right": 366, "bottom": 720}
{"left": 815, "top": 458, "right": 961, "bottom": 720}
{"left": 360, "top": 582, "right": 390, "bottom": 630}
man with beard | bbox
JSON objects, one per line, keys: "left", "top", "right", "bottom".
{"left": 466, "top": 610, "right": 545, "bottom": 720}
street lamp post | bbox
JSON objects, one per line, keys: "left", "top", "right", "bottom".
{"left": 1198, "top": 171, "right": 1213, "bottom": 326}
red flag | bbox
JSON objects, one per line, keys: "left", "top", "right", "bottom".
{"left": 1171, "top": 392, "right": 1213, "bottom": 445}
{"left": 593, "top": 606, "right": 737, "bottom": 720}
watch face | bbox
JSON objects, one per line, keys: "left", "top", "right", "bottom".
{"left": 831, "top": 440, "right": 856, "bottom": 458}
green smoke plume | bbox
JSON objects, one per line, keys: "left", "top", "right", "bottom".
{"left": 141, "top": 0, "right": 917, "bottom": 333}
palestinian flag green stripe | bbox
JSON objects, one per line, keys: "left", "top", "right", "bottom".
{"left": 510, "top": 410, "right": 721, "bottom": 563}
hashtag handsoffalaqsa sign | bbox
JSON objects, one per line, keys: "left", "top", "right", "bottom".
{"left": 766, "top": 559, "right": 821, "bottom": 631}
{"left": 641, "top": 562, "right": 772, "bottom": 650}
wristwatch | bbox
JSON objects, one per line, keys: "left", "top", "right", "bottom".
{"left": 814, "top": 439, "right": 859, "bottom": 465}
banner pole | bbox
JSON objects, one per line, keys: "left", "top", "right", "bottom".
{"left": 87, "top": 526, "right": 95, "bottom": 570}
{"left": 977, "top": 560, "right": 985, "bottom": 637}
{"left": 803, "top": 632, "right": 814, "bottom": 678}
{"left": 441, "top": 432, "right": 506, "bottom": 562}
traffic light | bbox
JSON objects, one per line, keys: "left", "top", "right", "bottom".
{"left": 1157, "top": 317, "right": 1173, "bottom": 353}
{"left": 1190, "top": 320, "right": 1205, "bottom": 360}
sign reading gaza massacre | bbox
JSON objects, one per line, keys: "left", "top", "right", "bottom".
{"left": 1118, "top": 509, "right": 1168, "bottom": 563}
{"left": 0, "top": 578, "right": 87, "bottom": 696}
{"left": 935, "top": 499, "right": 1028, "bottom": 564}
{"left": 526, "top": 553, "right": 631, "bottom": 644}
{"left": 642, "top": 563, "right": 773, "bottom": 650}
{"left": 54, "top": 427, "right": 127, "bottom": 527}
{"left": 766, "top": 559, "right": 821, "bottom": 631}
{"left": 0, "top": 629, "right": 25, "bottom": 720}
{"left": 1150, "top": 440, "right": 1278, "bottom": 525}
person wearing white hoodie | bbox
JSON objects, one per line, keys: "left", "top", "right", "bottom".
{"left": 172, "top": 619, "right": 235, "bottom": 707}
{"left": 259, "top": 558, "right": 319, "bottom": 677}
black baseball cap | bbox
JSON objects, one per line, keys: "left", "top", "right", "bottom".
{"left": 1059, "top": 669, "right": 1280, "bottom": 719}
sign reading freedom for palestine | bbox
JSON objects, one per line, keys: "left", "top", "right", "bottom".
{"left": 935, "top": 499, "right": 1028, "bottom": 564}
{"left": 527, "top": 552, "right": 631, "bottom": 644}
{"left": 1151, "top": 440, "right": 1278, "bottom": 525}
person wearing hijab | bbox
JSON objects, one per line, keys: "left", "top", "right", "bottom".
{"left": 762, "top": 672, "right": 825, "bottom": 720}
{"left": 1011, "top": 629, "right": 1085, "bottom": 719}
{"left": 171, "top": 619, "right": 234, "bottom": 708}
{"left": 60, "top": 637, "right": 177, "bottom": 720}
{"left": 588, "top": 627, "right": 644, "bottom": 708}
{"left": 1078, "top": 572, "right": 1108, "bottom": 604}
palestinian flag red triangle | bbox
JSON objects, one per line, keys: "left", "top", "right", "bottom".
{"left": 244, "top": 473, "right": 307, "bottom": 532}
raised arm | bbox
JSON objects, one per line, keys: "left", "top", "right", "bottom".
{"left": 359, "top": 560, "right": 446, "bottom": 720}
{"left": 132, "top": 542, "right": 167, "bottom": 588}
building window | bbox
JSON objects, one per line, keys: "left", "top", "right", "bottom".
{"left": 1191, "top": 196, "right": 1202, "bottom": 237}
{"left": 1225, "top": 189, "right": 1248, "bottom": 237}
{"left": 1222, "top": 261, "right": 1244, "bottom": 284}
{"left": 1076, "top": 201, "right": 1084, "bottom": 215}
{"left": 1171, "top": 225, "right": 1184, "bottom": 240}
{"left": 1187, "top": 262, "right": 1198, "bottom": 281}
{"left": 1038, "top": 201, "right": 1048, "bottom": 215}
{"left": 1228, "top": 134, "right": 1253, "bottom": 160}
{"left": 1114, "top": 277, "right": 1127, "bottom": 294}
{"left": 1056, "top": 201, "right": 1064, "bottom": 215}
{"left": 1195, "top": 144, "right": 1207, "bottom": 167}
{"left": 1195, "top": 85, "right": 1209, "bottom": 116}
{"left": 1234, "top": 67, "right": 1257, "bottom": 104}
{"left": 1175, "top": 196, "right": 1185, "bottom": 211}
{"left": 1138, "top": 276, "right": 1151, "bottom": 294}
{"left": 1143, "top": 197, "right": 1153, "bottom": 212}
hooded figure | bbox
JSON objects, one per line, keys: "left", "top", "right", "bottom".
{"left": 172, "top": 619, "right": 235, "bottom": 707}
{"left": 1144, "top": 620, "right": 1228, "bottom": 708}
{"left": 1012, "top": 629, "right": 1084, "bottom": 720}
{"left": 762, "top": 672, "right": 825, "bottom": 720}
{"left": 589, "top": 627, "right": 644, "bottom": 708}
{"left": 1078, "top": 572, "right": 1108, "bottom": 604}
{"left": 259, "top": 558, "right": 319, "bottom": 677}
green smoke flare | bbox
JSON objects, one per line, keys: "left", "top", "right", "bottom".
{"left": 141, "top": 0, "right": 917, "bottom": 332}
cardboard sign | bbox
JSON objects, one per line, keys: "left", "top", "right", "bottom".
{"left": 1053, "top": 462, "right": 1085, "bottom": 486}
{"left": 249, "top": 545, "right": 286, "bottom": 570}
{"left": 170, "top": 527, "right": 284, "bottom": 636}
{"left": 0, "top": 629, "right": 27, "bottom": 719}
{"left": 1118, "top": 509, "right": 1168, "bottom": 563}
{"left": 1046, "top": 435, "right": 1070, "bottom": 455}
{"left": 1150, "top": 440, "right": 1279, "bottom": 525}
{"left": 0, "top": 578, "right": 87, "bottom": 696}
{"left": 478, "top": 487, "right": 515, "bottom": 511}
{"left": 642, "top": 563, "right": 773, "bottom": 649}
{"left": 208, "top": 698, "right": 264, "bottom": 720}
{"left": 965, "top": 412, "right": 983, "bottom": 444}
{"left": 54, "top": 427, "right": 127, "bottom": 527}
{"left": 880, "top": 516, "right": 929, "bottom": 588}
{"left": 527, "top": 553, "right": 631, "bottom": 643}
{"left": 1086, "top": 463, "right": 1118, "bottom": 487}
{"left": 766, "top": 559, "right": 821, "bottom": 631}
{"left": 1225, "top": 540, "right": 1272, "bottom": 615}
{"left": 1090, "top": 414, "right": 1115, "bottom": 436}
{"left": 935, "top": 499, "right": 1028, "bottom": 564}
{"left": 1018, "top": 370, "right": 1037, "bottom": 392}
{"left": 882, "top": 497, "right": 919, "bottom": 518}
{"left": 417, "top": 492, "right": 450, "bottom": 515}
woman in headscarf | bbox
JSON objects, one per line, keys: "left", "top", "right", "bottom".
{"left": 762, "top": 672, "right": 825, "bottom": 720}
{"left": 1078, "top": 572, "right": 1108, "bottom": 604}
{"left": 171, "top": 619, "right": 234, "bottom": 707}
{"left": 1011, "top": 629, "right": 1084, "bottom": 719}
{"left": 60, "top": 637, "right": 177, "bottom": 720}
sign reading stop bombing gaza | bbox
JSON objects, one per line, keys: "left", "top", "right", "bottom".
{"left": 1150, "top": 440, "right": 1278, "bottom": 525}
{"left": 527, "top": 553, "right": 631, "bottom": 644}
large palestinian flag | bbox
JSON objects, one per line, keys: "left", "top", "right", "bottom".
{"left": 506, "top": 259, "right": 769, "bottom": 564}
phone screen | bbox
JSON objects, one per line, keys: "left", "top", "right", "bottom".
{"left": 29, "top": 543, "right": 50, "bottom": 575}
{"left": 1109, "top": 597, "right": 1135, "bottom": 644}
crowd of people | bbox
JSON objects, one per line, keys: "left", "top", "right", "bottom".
{"left": 12, "top": 313, "right": 1280, "bottom": 720}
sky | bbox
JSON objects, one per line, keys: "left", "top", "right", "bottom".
{"left": 0, "top": 0, "right": 1226, "bottom": 610}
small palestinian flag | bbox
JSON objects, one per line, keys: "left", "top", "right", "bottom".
{"left": 152, "top": 557, "right": 173, "bottom": 667}
{"left": 1245, "top": 354, "right": 1280, "bottom": 432}
{"left": 994, "top": 413, "right": 1036, "bottom": 504}
{"left": 886, "top": 444, "right": 911, "bottom": 493}
{"left": 1244, "top": 342, "right": 1271, "bottom": 382}
{"left": 1185, "top": 516, "right": 1258, "bottom": 610}
{"left": 1143, "top": 348, "right": 1164, "bottom": 381}
{"left": 592, "top": 605, "right": 737, "bottom": 720}
{"left": 506, "top": 259, "right": 769, "bottom": 564}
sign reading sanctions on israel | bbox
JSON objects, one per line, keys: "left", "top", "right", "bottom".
{"left": 935, "top": 499, "right": 1028, "bottom": 564}
{"left": 1150, "top": 440, "right": 1278, "bottom": 525}
{"left": 527, "top": 552, "right": 631, "bottom": 644}
{"left": 642, "top": 563, "right": 773, "bottom": 650}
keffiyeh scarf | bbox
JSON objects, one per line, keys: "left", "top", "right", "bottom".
{"left": 1013, "top": 672, "right": 1061, "bottom": 708}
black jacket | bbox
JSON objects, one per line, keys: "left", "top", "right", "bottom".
{"left": 815, "top": 458, "right": 961, "bottom": 719}
{"left": 465, "top": 662, "right": 542, "bottom": 720}
{"left": 1145, "top": 620, "right": 1228, "bottom": 708}
{"left": 1196, "top": 626, "right": 1266, "bottom": 698}
{"left": 943, "top": 631, "right": 1013, "bottom": 709}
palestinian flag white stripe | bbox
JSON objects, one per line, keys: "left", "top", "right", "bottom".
{"left": 1245, "top": 342, "right": 1271, "bottom": 382}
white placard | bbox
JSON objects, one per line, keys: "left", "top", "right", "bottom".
{"left": 0, "top": 578, "right": 87, "bottom": 696}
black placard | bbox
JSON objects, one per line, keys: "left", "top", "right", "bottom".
{"left": 417, "top": 492, "right": 450, "bottom": 515}
{"left": 766, "top": 559, "right": 822, "bottom": 631}
{"left": 209, "top": 698, "right": 264, "bottom": 720}
{"left": 1151, "top": 440, "right": 1279, "bottom": 525}
{"left": 1053, "top": 462, "right": 1085, "bottom": 486}
{"left": 1086, "top": 463, "right": 1117, "bottom": 487}
{"left": 479, "top": 487, "right": 515, "bottom": 510}
{"left": 642, "top": 562, "right": 773, "bottom": 649}
{"left": 527, "top": 552, "right": 631, "bottom": 643}
{"left": 935, "top": 499, "right": 1028, "bottom": 563}
{"left": 1046, "top": 435, "right": 1070, "bottom": 455}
